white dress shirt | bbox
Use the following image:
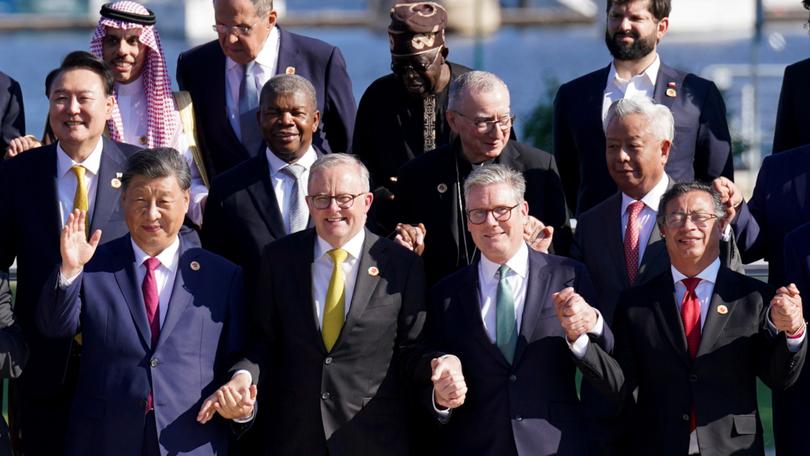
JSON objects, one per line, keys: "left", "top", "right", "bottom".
{"left": 225, "top": 25, "right": 281, "bottom": 138}
{"left": 266, "top": 146, "right": 317, "bottom": 232}
{"left": 477, "top": 242, "right": 530, "bottom": 342}
{"left": 311, "top": 230, "right": 365, "bottom": 328}
{"left": 114, "top": 77, "right": 209, "bottom": 226}
{"left": 56, "top": 139, "right": 103, "bottom": 227}
{"left": 602, "top": 53, "right": 661, "bottom": 124}
{"left": 130, "top": 237, "right": 180, "bottom": 328}
{"left": 620, "top": 174, "right": 669, "bottom": 263}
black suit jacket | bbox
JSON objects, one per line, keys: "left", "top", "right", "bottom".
{"left": 426, "top": 250, "right": 612, "bottom": 456}
{"left": 201, "top": 150, "right": 319, "bottom": 298}
{"left": 553, "top": 62, "right": 734, "bottom": 216}
{"left": 0, "top": 138, "right": 138, "bottom": 454}
{"left": 395, "top": 139, "right": 570, "bottom": 285}
{"left": 773, "top": 58, "right": 810, "bottom": 153}
{"left": 578, "top": 268, "right": 806, "bottom": 456}
{"left": 0, "top": 71, "right": 24, "bottom": 154}
{"left": 235, "top": 228, "right": 432, "bottom": 456}
{"left": 176, "top": 26, "right": 356, "bottom": 178}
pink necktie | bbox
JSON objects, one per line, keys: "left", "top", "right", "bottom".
{"left": 623, "top": 201, "right": 644, "bottom": 284}
{"left": 681, "top": 277, "right": 702, "bottom": 431}
{"left": 143, "top": 257, "right": 160, "bottom": 412}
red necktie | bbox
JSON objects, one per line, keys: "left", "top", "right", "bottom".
{"left": 143, "top": 257, "right": 160, "bottom": 412}
{"left": 681, "top": 277, "right": 702, "bottom": 431}
{"left": 623, "top": 201, "right": 644, "bottom": 284}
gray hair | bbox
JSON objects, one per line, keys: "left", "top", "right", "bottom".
{"left": 603, "top": 96, "right": 674, "bottom": 143}
{"left": 309, "top": 153, "right": 370, "bottom": 193}
{"left": 121, "top": 148, "right": 191, "bottom": 191}
{"left": 252, "top": 0, "right": 273, "bottom": 16}
{"left": 260, "top": 74, "right": 317, "bottom": 110}
{"left": 448, "top": 70, "right": 508, "bottom": 111}
{"left": 463, "top": 164, "right": 525, "bottom": 205}
{"left": 656, "top": 182, "right": 725, "bottom": 227}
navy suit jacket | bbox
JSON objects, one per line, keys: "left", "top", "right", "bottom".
{"left": 176, "top": 26, "right": 356, "bottom": 178}
{"left": 0, "top": 71, "right": 24, "bottom": 154}
{"left": 773, "top": 58, "right": 810, "bottom": 153}
{"left": 553, "top": 62, "right": 734, "bottom": 216}
{"left": 36, "top": 234, "right": 244, "bottom": 456}
{"left": 426, "top": 250, "right": 612, "bottom": 456}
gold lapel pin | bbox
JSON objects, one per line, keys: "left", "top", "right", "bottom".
{"left": 111, "top": 178, "right": 121, "bottom": 189}
{"left": 717, "top": 304, "right": 728, "bottom": 315}
{"left": 190, "top": 261, "right": 201, "bottom": 271}
{"left": 666, "top": 88, "right": 677, "bottom": 98}
{"left": 437, "top": 183, "right": 448, "bottom": 194}
{"left": 139, "top": 135, "right": 148, "bottom": 145}
{"left": 368, "top": 266, "right": 379, "bottom": 277}
{"left": 285, "top": 66, "right": 296, "bottom": 75}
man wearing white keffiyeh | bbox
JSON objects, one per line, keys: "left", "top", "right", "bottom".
{"left": 89, "top": 1, "right": 209, "bottom": 226}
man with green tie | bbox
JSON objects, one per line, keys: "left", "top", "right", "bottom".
{"left": 198, "top": 153, "right": 467, "bottom": 455}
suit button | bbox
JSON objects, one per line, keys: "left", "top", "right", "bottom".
{"left": 149, "top": 358, "right": 159, "bottom": 368}
{"left": 324, "top": 357, "right": 333, "bottom": 365}
{"left": 682, "top": 414, "right": 690, "bottom": 422}
{"left": 515, "top": 415, "right": 523, "bottom": 422}
{"left": 321, "top": 392, "right": 331, "bottom": 400}
{"left": 689, "top": 374, "right": 697, "bottom": 382}
{"left": 509, "top": 375, "right": 517, "bottom": 382}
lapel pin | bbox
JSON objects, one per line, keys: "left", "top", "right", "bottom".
{"left": 389, "top": 176, "right": 398, "bottom": 183}
{"left": 139, "top": 135, "right": 148, "bottom": 145}
{"left": 666, "top": 88, "right": 677, "bottom": 98}
{"left": 437, "top": 183, "right": 448, "bottom": 194}
{"left": 111, "top": 178, "right": 121, "bottom": 189}
{"left": 717, "top": 304, "right": 728, "bottom": 315}
{"left": 368, "top": 266, "right": 379, "bottom": 277}
{"left": 190, "top": 261, "right": 201, "bottom": 271}
{"left": 285, "top": 66, "right": 296, "bottom": 75}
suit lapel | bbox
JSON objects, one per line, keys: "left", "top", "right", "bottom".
{"left": 112, "top": 236, "right": 151, "bottom": 348}
{"left": 458, "top": 263, "right": 511, "bottom": 367}
{"left": 586, "top": 66, "right": 610, "bottom": 133}
{"left": 275, "top": 27, "right": 298, "bottom": 76}
{"left": 653, "top": 64, "right": 682, "bottom": 112}
{"left": 44, "top": 145, "right": 64, "bottom": 235}
{"left": 637, "top": 227, "right": 667, "bottom": 284}
{"left": 650, "top": 274, "right": 691, "bottom": 366}
{"left": 696, "top": 268, "right": 735, "bottom": 358}
{"left": 296, "top": 230, "right": 322, "bottom": 350}
{"left": 604, "top": 194, "right": 631, "bottom": 286}
{"left": 337, "top": 230, "right": 381, "bottom": 348}
{"left": 514, "top": 252, "right": 552, "bottom": 363}
{"left": 156, "top": 238, "right": 196, "bottom": 348}
{"left": 90, "top": 138, "right": 126, "bottom": 234}
{"left": 244, "top": 154, "right": 287, "bottom": 239}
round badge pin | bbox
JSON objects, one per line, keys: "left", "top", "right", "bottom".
{"left": 666, "top": 88, "right": 677, "bottom": 98}
{"left": 368, "top": 266, "right": 379, "bottom": 277}
{"left": 717, "top": 304, "right": 728, "bottom": 315}
{"left": 111, "top": 178, "right": 121, "bottom": 189}
{"left": 190, "top": 261, "right": 201, "bottom": 271}
{"left": 437, "top": 183, "right": 448, "bottom": 194}
{"left": 285, "top": 66, "right": 296, "bottom": 75}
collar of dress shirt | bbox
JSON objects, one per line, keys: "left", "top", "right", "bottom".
{"left": 671, "top": 257, "right": 721, "bottom": 287}
{"left": 620, "top": 173, "right": 669, "bottom": 214}
{"left": 266, "top": 145, "right": 318, "bottom": 177}
{"left": 56, "top": 137, "right": 104, "bottom": 178}
{"left": 131, "top": 234, "right": 181, "bottom": 271}
{"left": 607, "top": 52, "right": 661, "bottom": 89}
{"left": 115, "top": 74, "right": 144, "bottom": 98}
{"left": 315, "top": 228, "right": 366, "bottom": 262}
{"left": 225, "top": 25, "right": 280, "bottom": 73}
{"left": 479, "top": 241, "right": 529, "bottom": 284}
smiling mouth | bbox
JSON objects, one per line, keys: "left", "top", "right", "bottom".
{"left": 64, "top": 121, "right": 84, "bottom": 127}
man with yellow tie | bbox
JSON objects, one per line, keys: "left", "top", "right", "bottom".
{"left": 198, "top": 153, "right": 467, "bottom": 455}
{"left": 0, "top": 50, "right": 139, "bottom": 455}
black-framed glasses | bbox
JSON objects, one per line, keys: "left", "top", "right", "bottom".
{"left": 307, "top": 193, "right": 365, "bottom": 210}
{"left": 659, "top": 212, "right": 718, "bottom": 228}
{"left": 390, "top": 48, "right": 441, "bottom": 75}
{"left": 212, "top": 17, "right": 265, "bottom": 37}
{"left": 453, "top": 111, "right": 515, "bottom": 134}
{"left": 466, "top": 204, "right": 520, "bottom": 225}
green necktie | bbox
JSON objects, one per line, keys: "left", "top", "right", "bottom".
{"left": 496, "top": 264, "right": 517, "bottom": 363}
{"left": 323, "top": 248, "right": 348, "bottom": 351}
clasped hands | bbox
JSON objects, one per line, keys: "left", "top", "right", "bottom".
{"left": 431, "top": 354, "right": 467, "bottom": 410}
{"left": 197, "top": 372, "right": 257, "bottom": 424}
{"left": 553, "top": 287, "right": 598, "bottom": 343}
{"left": 771, "top": 283, "right": 806, "bottom": 337}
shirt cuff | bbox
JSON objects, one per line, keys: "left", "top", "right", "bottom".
{"left": 431, "top": 386, "right": 451, "bottom": 417}
{"left": 188, "top": 184, "right": 208, "bottom": 227}
{"left": 766, "top": 307, "right": 807, "bottom": 353}
{"left": 567, "top": 309, "right": 604, "bottom": 360}
{"left": 58, "top": 269, "right": 82, "bottom": 288}
{"left": 721, "top": 223, "right": 732, "bottom": 242}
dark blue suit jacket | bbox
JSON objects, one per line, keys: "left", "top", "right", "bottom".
{"left": 0, "top": 71, "right": 24, "bottom": 154}
{"left": 425, "top": 250, "right": 612, "bottom": 456}
{"left": 176, "top": 26, "right": 356, "bottom": 178}
{"left": 553, "top": 62, "right": 734, "bottom": 216}
{"left": 36, "top": 234, "right": 244, "bottom": 456}
{"left": 773, "top": 58, "right": 810, "bottom": 153}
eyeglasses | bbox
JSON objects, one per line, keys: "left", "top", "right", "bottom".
{"left": 307, "top": 193, "right": 365, "bottom": 210}
{"left": 466, "top": 204, "right": 520, "bottom": 225}
{"left": 390, "top": 48, "right": 441, "bottom": 75}
{"left": 453, "top": 111, "right": 515, "bottom": 134}
{"left": 659, "top": 212, "right": 719, "bottom": 228}
{"left": 212, "top": 17, "right": 265, "bottom": 37}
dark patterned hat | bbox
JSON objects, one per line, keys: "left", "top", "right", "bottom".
{"left": 388, "top": 1, "right": 448, "bottom": 57}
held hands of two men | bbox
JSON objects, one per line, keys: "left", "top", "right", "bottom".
{"left": 524, "top": 216, "right": 553, "bottom": 253}
{"left": 394, "top": 223, "right": 426, "bottom": 256}
{"left": 712, "top": 177, "right": 742, "bottom": 221}
{"left": 771, "top": 283, "right": 806, "bottom": 336}
{"left": 553, "top": 287, "right": 597, "bottom": 343}
{"left": 5, "top": 135, "right": 41, "bottom": 159}
{"left": 60, "top": 209, "right": 102, "bottom": 279}
{"left": 197, "top": 372, "right": 257, "bottom": 424}
{"left": 431, "top": 355, "right": 467, "bottom": 410}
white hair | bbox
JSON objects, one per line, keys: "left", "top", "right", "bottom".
{"left": 448, "top": 70, "right": 508, "bottom": 111}
{"left": 603, "top": 96, "right": 675, "bottom": 142}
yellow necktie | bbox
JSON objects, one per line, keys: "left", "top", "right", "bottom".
{"left": 323, "top": 248, "right": 348, "bottom": 351}
{"left": 71, "top": 165, "right": 89, "bottom": 238}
